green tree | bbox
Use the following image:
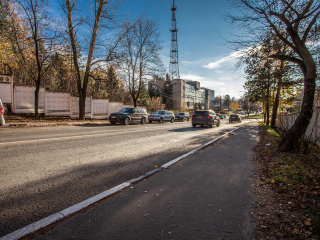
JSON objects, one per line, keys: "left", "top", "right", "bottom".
{"left": 227, "top": 0, "right": 320, "bottom": 151}
{"left": 6, "top": 0, "right": 59, "bottom": 118}
{"left": 162, "top": 74, "right": 173, "bottom": 110}
{"left": 105, "top": 65, "right": 120, "bottom": 101}
{"left": 137, "top": 81, "right": 150, "bottom": 108}
{"left": 223, "top": 95, "right": 231, "bottom": 109}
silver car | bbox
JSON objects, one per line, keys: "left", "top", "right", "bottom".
{"left": 148, "top": 110, "right": 175, "bottom": 123}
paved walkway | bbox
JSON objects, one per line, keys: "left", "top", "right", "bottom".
{"left": 28, "top": 122, "right": 259, "bottom": 240}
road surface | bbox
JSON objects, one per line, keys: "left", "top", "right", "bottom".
{"left": 0, "top": 119, "right": 248, "bottom": 237}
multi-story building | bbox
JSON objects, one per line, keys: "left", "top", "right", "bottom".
{"left": 201, "top": 87, "right": 215, "bottom": 109}
{"left": 172, "top": 79, "right": 215, "bottom": 111}
{"left": 148, "top": 78, "right": 215, "bottom": 111}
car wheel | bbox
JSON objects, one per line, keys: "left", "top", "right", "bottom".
{"left": 192, "top": 124, "right": 196, "bottom": 128}
{"left": 187, "top": 117, "right": 190, "bottom": 121}
{"left": 110, "top": 121, "right": 116, "bottom": 125}
{"left": 124, "top": 118, "right": 130, "bottom": 125}
{"left": 149, "top": 120, "right": 152, "bottom": 123}
{"left": 170, "top": 118, "right": 174, "bottom": 123}
{"left": 181, "top": 118, "right": 184, "bottom": 122}
{"left": 159, "top": 118, "right": 163, "bottom": 123}
{"left": 210, "top": 122, "right": 214, "bottom": 128}
{"left": 217, "top": 120, "right": 220, "bottom": 127}
{"left": 141, "top": 117, "right": 146, "bottom": 124}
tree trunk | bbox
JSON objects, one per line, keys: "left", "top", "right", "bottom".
{"left": 266, "top": 77, "right": 270, "bottom": 126}
{"left": 271, "top": 60, "right": 284, "bottom": 128}
{"left": 278, "top": 31, "right": 317, "bottom": 151}
{"left": 279, "top": 77, "right": 316, "bottom": 151}
{"left": 78, "top": 90, "right": 86, "bottom": 120}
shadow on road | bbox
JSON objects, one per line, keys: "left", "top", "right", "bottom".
{"left": 0, "top": 124, "right": 259, "bottom": 238}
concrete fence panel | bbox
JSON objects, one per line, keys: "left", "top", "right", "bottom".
{"left": 92, "top": 99, "right": 109, "bottom": 119}
{"left": 14, "top": 86, "right": 45, "bottom": 114}
{"left": 46, "top": 92, "right": 70, "bottom": 116}
{"left": 4, "top": 85, "right": 130, "bottom": 120}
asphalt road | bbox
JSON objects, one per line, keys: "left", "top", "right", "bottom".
{"left": 0, "top": 119, "right": 248, "bottom": 237}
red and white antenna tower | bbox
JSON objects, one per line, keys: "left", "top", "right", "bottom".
{"left": 169, "top": 0, "right": 180, "bottom": 80}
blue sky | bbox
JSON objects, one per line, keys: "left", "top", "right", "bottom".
{"left": 124, "top": 0, "right": 246, "bottom": 99}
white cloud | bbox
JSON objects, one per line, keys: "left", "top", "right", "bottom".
{"left": 202, "top": 46, "right": 261, "bottom": 70}
{"left": 202, "top": 50, "right": 244, "bottom": 69}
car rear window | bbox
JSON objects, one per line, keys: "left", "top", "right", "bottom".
{"left": 119, "top": 108, "right": 134, "bottom": 113}
{"left": 154, "top": 111, "right": 165, "bottom": 115}
{"left": 194, "top": 111, "right": 210, "bottom": 115}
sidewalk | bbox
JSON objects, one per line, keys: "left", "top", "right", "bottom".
{"left": 27, "top": 122, "right": 259, "bottom": 240}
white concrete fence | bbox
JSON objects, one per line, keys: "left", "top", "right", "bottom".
{"left": 276, "top": 107, "right": 320, "bottom": 143}
{"left": 0, "top": 79, "right": 139, "bottom": 119}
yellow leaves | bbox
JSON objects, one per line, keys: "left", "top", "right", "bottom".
{"left": 305, "top": 218, "right": 312, "bottom": 226}
{"left": 271, "top": 178, "right": 275, "bottom": 184}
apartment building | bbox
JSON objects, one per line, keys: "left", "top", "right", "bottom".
{"left": 172, "top": 79, "right": 215, "bottom": 110}
{"left": 148, "top": 78, "right": 215, "bottom": 111}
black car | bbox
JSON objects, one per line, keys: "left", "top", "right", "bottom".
{"left": 191, "top": 110, "right": 220, "bottom": 128}
{"left": 109, "top": 107, "right": 148, "bottom": 125}
{"left": 229, "top": 114, "right": 241, "bottom": 123}
{"left": 148, "top": 110, "right": 175, "bottom": 123}
{"left": 175, "top": 112, "right": 190, "bottom": 122}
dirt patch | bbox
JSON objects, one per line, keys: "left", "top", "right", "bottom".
{"left": 4, "top": 114, "right": 109, "bottom": 124}
{"left": 252, "top": 124, "right": 320, "bottom": 239}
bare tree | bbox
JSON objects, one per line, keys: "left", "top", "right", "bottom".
{"left": 6, "top": 0, "right": 59, "bottom": 119}
{"left": 119, "top": 17, "right": 164, "bottom": 107}
{"left": 62, "top": 0, "right": 132, "bottom": 120}
{"left": 227, "top": 0, "right": 320, "bottom": 151}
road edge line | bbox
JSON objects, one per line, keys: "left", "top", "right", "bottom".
{"left": 0, "top": 213, "right": 64, "bottom": 240}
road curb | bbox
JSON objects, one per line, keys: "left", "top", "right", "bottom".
{"left": 0, "top": 123, "right": 249, "bottom": 240}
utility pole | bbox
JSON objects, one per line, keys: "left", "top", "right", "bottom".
{"left": 169, "top": 0, "right": 180, "bottom": 80}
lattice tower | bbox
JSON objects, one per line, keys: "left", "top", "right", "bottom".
{"left": 169, "top": 0, "right": 180, "bottom": 80}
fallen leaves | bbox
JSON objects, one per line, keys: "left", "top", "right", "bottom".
{"left": 252, "top": 123, "right": 320, "bottom": 239}
{"left": 305, "top": 218, "right": 312, "bottom": 226}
